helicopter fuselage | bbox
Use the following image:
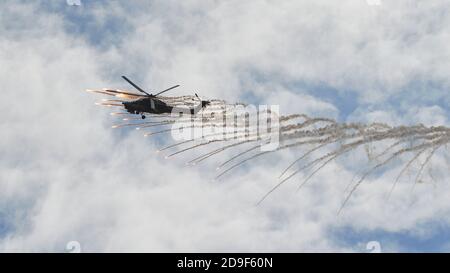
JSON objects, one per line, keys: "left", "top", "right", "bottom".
{"left": 122, "top": 97, "right": 210, "bottom": 118}
{"left": 118, "top": 75, "right": 210, "bottom": 119}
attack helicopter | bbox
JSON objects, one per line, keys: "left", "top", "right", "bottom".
{"left": 119, "top": 76, "right": 210, "bottom": 119}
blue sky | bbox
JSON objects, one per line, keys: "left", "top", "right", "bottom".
{"left": 1, "top": 0, "right": 450, "bottom": 252}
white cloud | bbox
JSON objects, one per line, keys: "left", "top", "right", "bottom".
{"left": 0, "top": 0, "right": 449, "bottom": 252}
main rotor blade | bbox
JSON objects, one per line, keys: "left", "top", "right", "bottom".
{"left": 121, "top": 76, "right": 152, "bottom": 96}
{"left": 154, "top": 85, "right": 180, "bottom": 96}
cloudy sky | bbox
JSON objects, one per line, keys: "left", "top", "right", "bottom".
{"left": 1, "top": 0, "right": 450, "bottom": 252}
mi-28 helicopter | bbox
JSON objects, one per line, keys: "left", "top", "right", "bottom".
{"left": 119, "top": 76, "right": 210, "bottom": 119}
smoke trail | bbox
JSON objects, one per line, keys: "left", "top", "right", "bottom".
{"left": 87, "top": 88, "right": 450, "bottom": 211}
